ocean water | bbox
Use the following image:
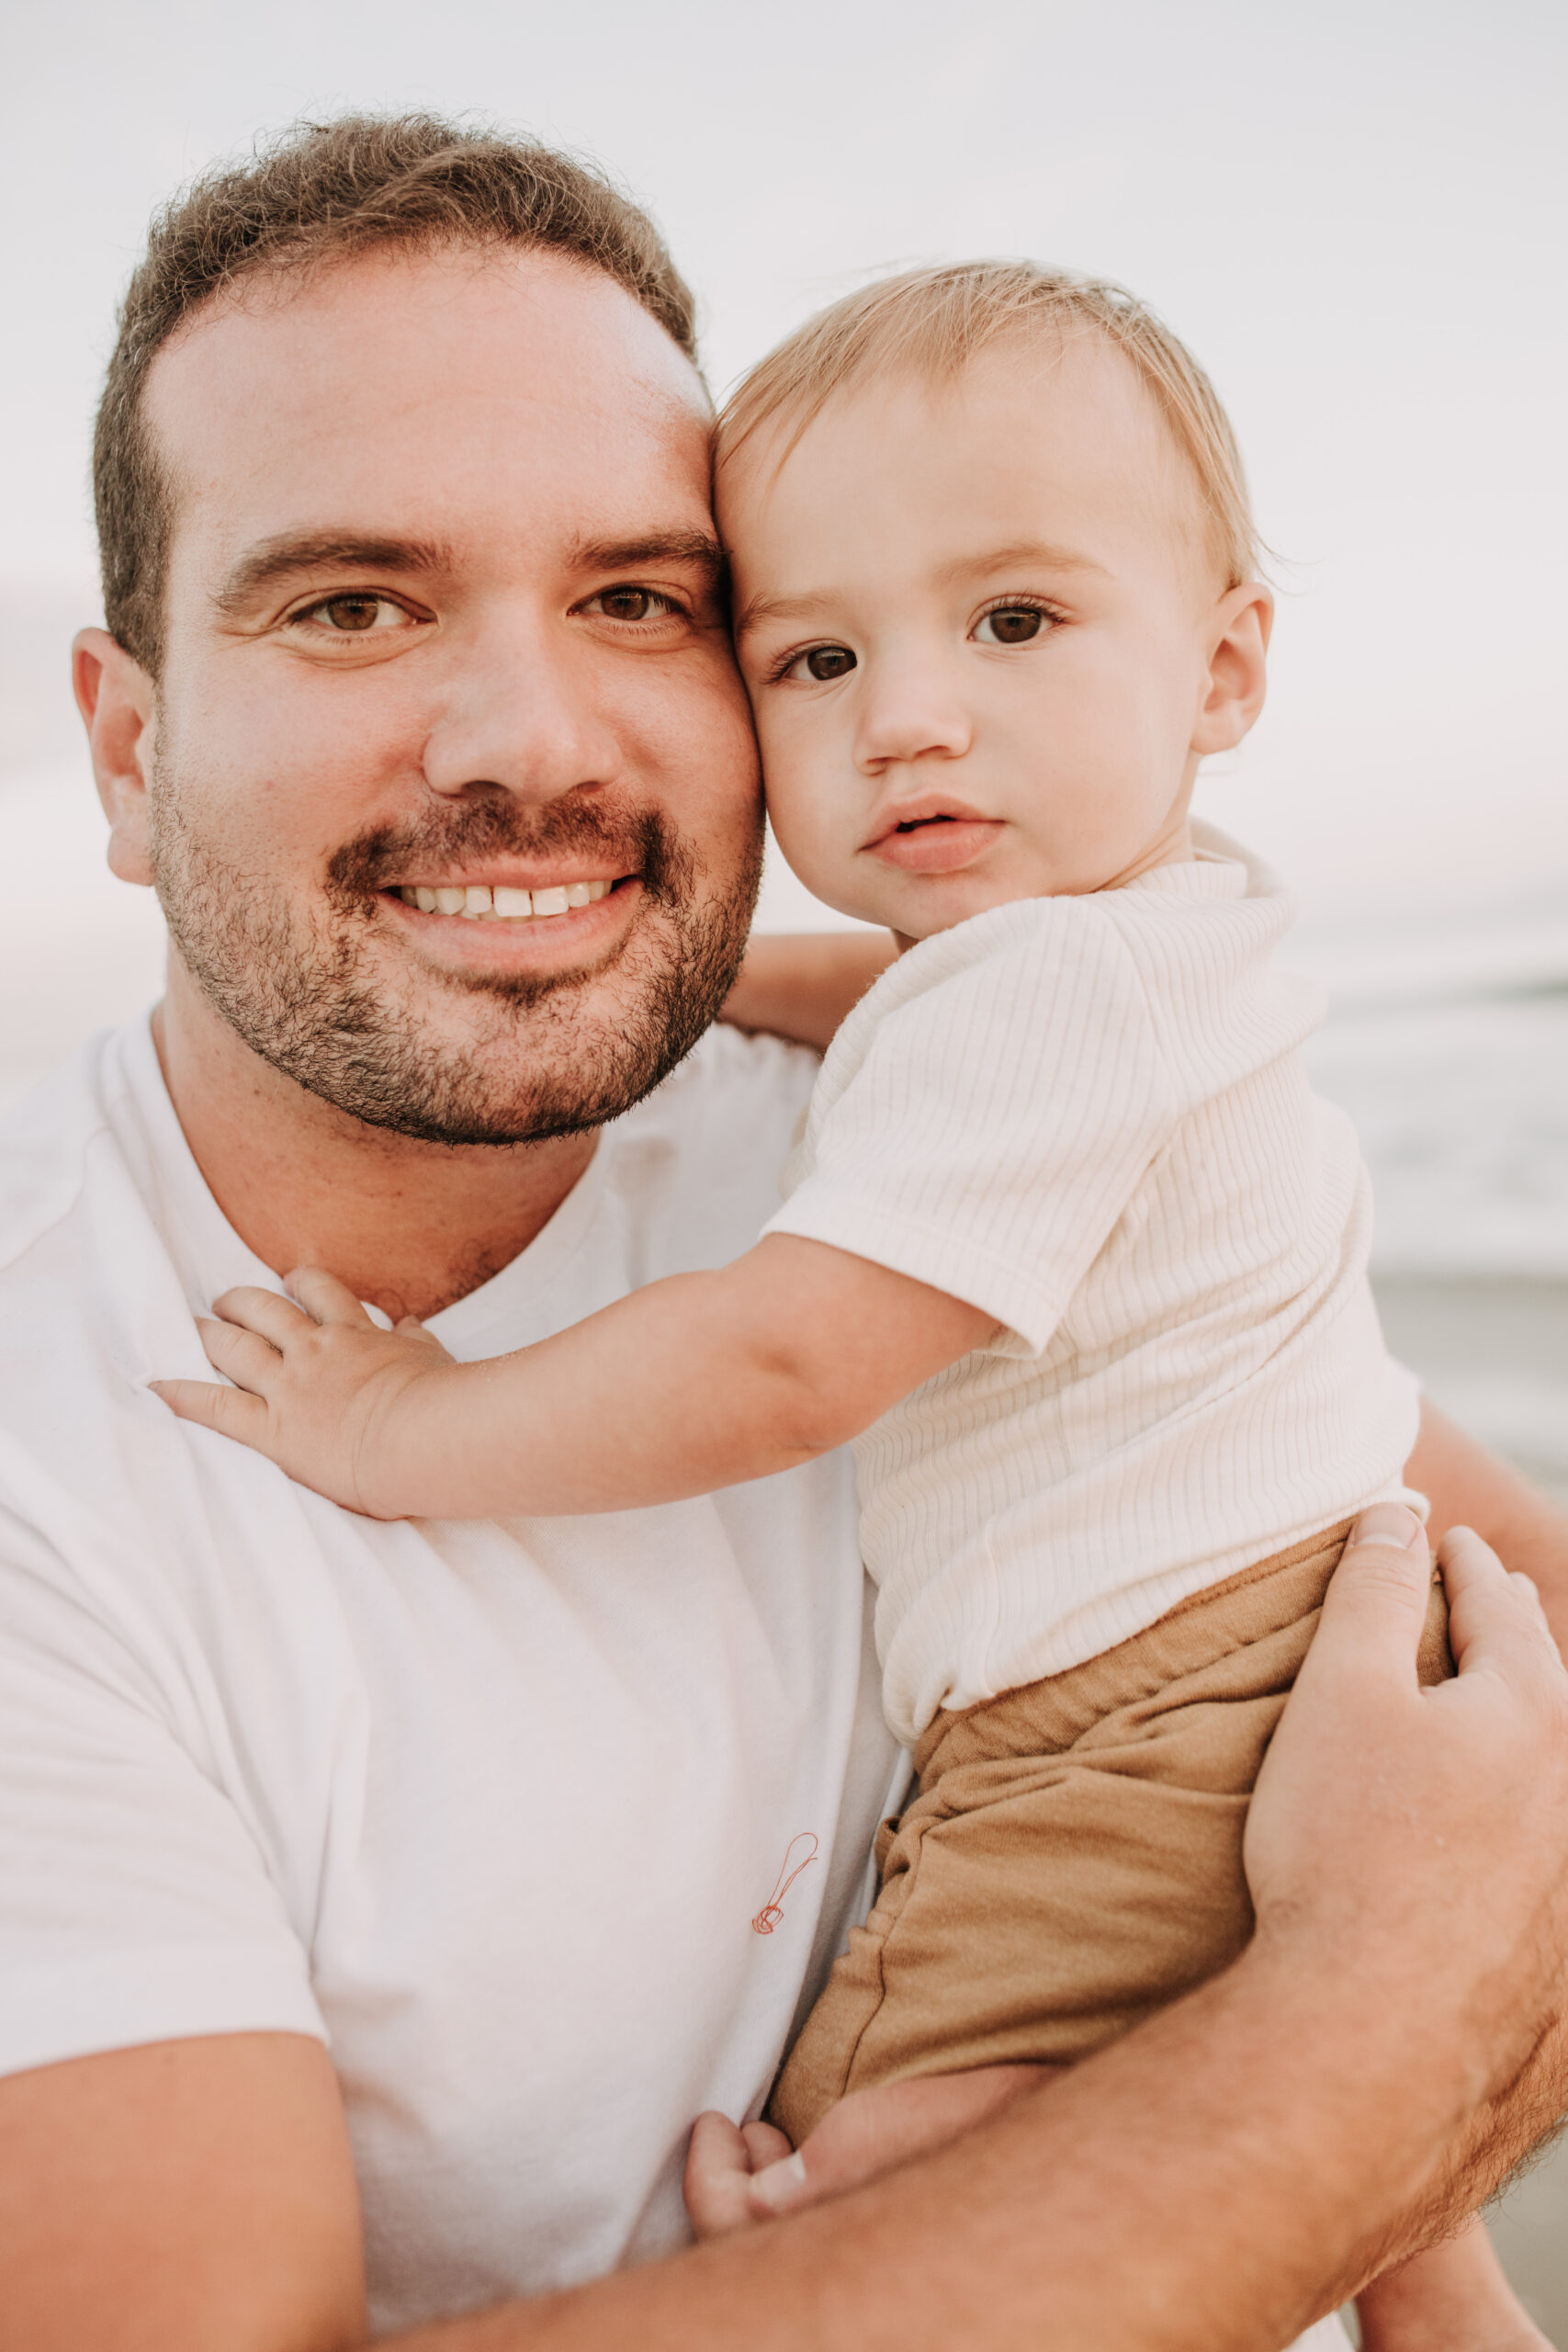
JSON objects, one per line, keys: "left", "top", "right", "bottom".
{"left": 1304, "top": 985, "right": 1568, "bottom": 1279}
{"left": 1294, "top": 937, "right": 1568, "bottom": 1501}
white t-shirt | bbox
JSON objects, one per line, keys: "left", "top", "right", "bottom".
{"left": 0, "top": 1016, "right": 901, "bottom": 2335}
{"left": 767, "top": 828, "right": 1421, "bottom": 1744}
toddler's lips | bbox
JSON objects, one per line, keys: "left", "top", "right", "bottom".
{"left": 867, "top": 818, "right": 1005, "bottom": 876}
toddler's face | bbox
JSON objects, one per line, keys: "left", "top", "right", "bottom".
{"left": 719, "top": 336, "right": 1269, "bottom": 941}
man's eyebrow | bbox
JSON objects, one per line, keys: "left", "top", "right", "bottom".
{"left": 568, "top": 529, "right": 727, "bottom": 582}
{"left": 214, "top": 533, "right": 458, "bottom": 616}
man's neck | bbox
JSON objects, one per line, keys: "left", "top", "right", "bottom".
{"left": 152, "top": 967, "right": 597, "bottom": 1322}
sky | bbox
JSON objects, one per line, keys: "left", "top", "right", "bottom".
{"left": 2, "top": 0, "right": 1565, "bottom": 968}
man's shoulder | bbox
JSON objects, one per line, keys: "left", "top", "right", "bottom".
{"left": 0, "top": 1030, "right": 126, "bottom": 1289}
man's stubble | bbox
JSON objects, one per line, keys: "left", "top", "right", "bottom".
{"left": 146, "top": 755, "right": 763, "bottom": 1148}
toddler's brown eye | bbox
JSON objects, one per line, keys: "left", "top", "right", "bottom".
{"left": 979, "top": 606, "right": 1043, "bottom": 646}
{"left": 805, "top": 645, "right": 856, "bottom": 680}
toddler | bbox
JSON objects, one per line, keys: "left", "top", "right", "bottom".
{"left": 161, "top": 263, "right": 1544, "bottom": 2349}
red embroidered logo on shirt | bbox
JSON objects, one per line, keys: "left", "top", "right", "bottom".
{"left": 751, "top": 1832, "right": 819, "bottom": 1934}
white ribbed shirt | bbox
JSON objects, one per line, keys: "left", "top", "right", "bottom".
{"left": 765, "top": 827, "right": 1420, "bottom": 1744}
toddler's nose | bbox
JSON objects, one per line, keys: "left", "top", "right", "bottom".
{"left": 852, "top": 660, "right": 972, "bottom": 772}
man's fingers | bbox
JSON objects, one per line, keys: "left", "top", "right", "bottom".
{"left": 284, "top": 1268, "right": 374, "bottom": 1328}
{"left": 149, "top": 1378, "right": 271, "bottom": 1446}
{"left": 1295, "top": 1504, "right": 1432, "bottom": 1700}
{"left": 1438, "top": 1525, "right": 1565, "bottom": 1686}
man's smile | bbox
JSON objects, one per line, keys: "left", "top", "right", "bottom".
{"left": 392, "top": 876, "right": 619, "bottom": 920}
{"left": 379, "top": 873, "right": 644, "bottom": 965}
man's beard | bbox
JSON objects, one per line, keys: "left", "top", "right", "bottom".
{"left": 148, "top": 778, "right": 762, "bottom": 1147}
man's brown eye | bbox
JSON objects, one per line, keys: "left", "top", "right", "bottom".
{"left": 981, "top": 607, "right": 1043, "bottom": 646}
{"left": 805, "top": 645, "right": 856, "bottom": 681}
{"left": 599, "top": 588, "right": 657, "bottom": 621}
{"left": 321, "top": 596, "right": 385, "bottom": 632}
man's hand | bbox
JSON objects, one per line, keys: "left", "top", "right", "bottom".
{"left": 687, "top": 1508, "right": 1568, "bottom": 2278}
{"left": 152, "top": 1269, "right": 458, "bottom": 1518}
{"left": 1247, "top": 1503, "right": 1568, "bottom": 2270}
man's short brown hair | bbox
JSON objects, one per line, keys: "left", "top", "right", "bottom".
{"left": 94, "top": 113, "right": 699, "bottom": 674}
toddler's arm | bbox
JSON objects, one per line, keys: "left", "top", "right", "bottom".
{"left": 721, "top": 931, "right": 896, "bottom": 1050}
{"left": 153, "top": 1238, "right": 995, "bottom": 1520}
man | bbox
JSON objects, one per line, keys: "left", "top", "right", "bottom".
{"left": 1, "top": 114, "right": 1565, "bottom": 2352}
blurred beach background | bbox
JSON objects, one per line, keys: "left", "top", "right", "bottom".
{"left": 3, "top": 0, "right": 1564, "bottom": 2330}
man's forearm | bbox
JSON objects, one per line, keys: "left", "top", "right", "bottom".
{"left": 721, "top": 931, "right": 896, "bottom": 1050}
{"left": 390, "top": 1942, "right": 1508, "bottom": 2352}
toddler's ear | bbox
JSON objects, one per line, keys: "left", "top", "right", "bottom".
{"left": 1192, "top": 583, "right": 1272, "bottom": 758}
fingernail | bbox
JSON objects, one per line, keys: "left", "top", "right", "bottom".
{"left": 750, "top": 2151, "right": 808, "bottom": 2214}
{"left": 1350, "top": 1504, "right": 1426, "bottom": 1552}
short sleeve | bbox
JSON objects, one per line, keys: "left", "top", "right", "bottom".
{"left": 763, "top": 906, "right": 1173, "bottom": 1355}
{"left": 0, "top": 1506, "right": 326, "bottom": 2078}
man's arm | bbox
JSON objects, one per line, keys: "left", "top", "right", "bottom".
{"left": 7, "top": 1511, "right": 1567, "bottom": 2352}
{"left": 0, "top": 2034, "right": 365, "bottom": 2352}
{"left": 720, "top": 929, "right": 897, "bottom": 1050}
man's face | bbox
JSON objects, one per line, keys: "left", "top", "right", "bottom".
{"left": 137, "top": 244, "right": 762, "bottom": 1144}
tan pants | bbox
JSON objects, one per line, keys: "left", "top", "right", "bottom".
{"left": 771, "top": 1521, "right": 1451, "bottom": 2145}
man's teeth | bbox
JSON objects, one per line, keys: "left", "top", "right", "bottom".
{"left": 398, "top": 879, "right": 615, "bottom": 921}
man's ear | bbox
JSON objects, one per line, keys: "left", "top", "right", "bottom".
{"left": 1191, "top": 582, "right": 1273, "bottom": 758}
{"left": 73, "top": 628, "right": 157, "bottom": 887}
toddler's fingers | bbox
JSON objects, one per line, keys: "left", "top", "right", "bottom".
{"left": 683, "top": 2111, "right": 761, "bottom": 2241}
{"left": 740, "top": 2120, "right": 794, "bottom": 2171}
{"left": 747, "top": 2148, "right": 813, "bottom": 2220}
{"left": 194, "top": 1315, "right": 288, "bottom": 1396}
{"left": 285, "top": 1267, "right": 376, "bottom": 1328}
{"left": 209, "top": 1284, "right": 313, "bottom": 1348}
{"left": 150, "top": 1377, "right": 271, "bottom": 1447}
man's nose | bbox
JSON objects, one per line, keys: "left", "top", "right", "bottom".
{"left": 852, "top": 651, "right": 972, "bottom": 773}
{"left": 419, "top": 615, "right": 622, "bottom": 802}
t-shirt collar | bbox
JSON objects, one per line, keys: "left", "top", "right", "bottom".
{"left": 114, "top": 1012, "right": 611, "bottom": 1347}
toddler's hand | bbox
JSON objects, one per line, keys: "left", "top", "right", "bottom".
{"left": 684, "top": 2067, "right": 1043, "bottom": 2240}
{"left": 152, "top": 1267, "right": 457, "bottom": 1519}
{"left": 682, "top": 2112, "right": 796, "bottom": 2239}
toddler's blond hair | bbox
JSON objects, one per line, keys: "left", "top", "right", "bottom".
{"left": 718, "top": 261, "right": 1258, "bottom": 589}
